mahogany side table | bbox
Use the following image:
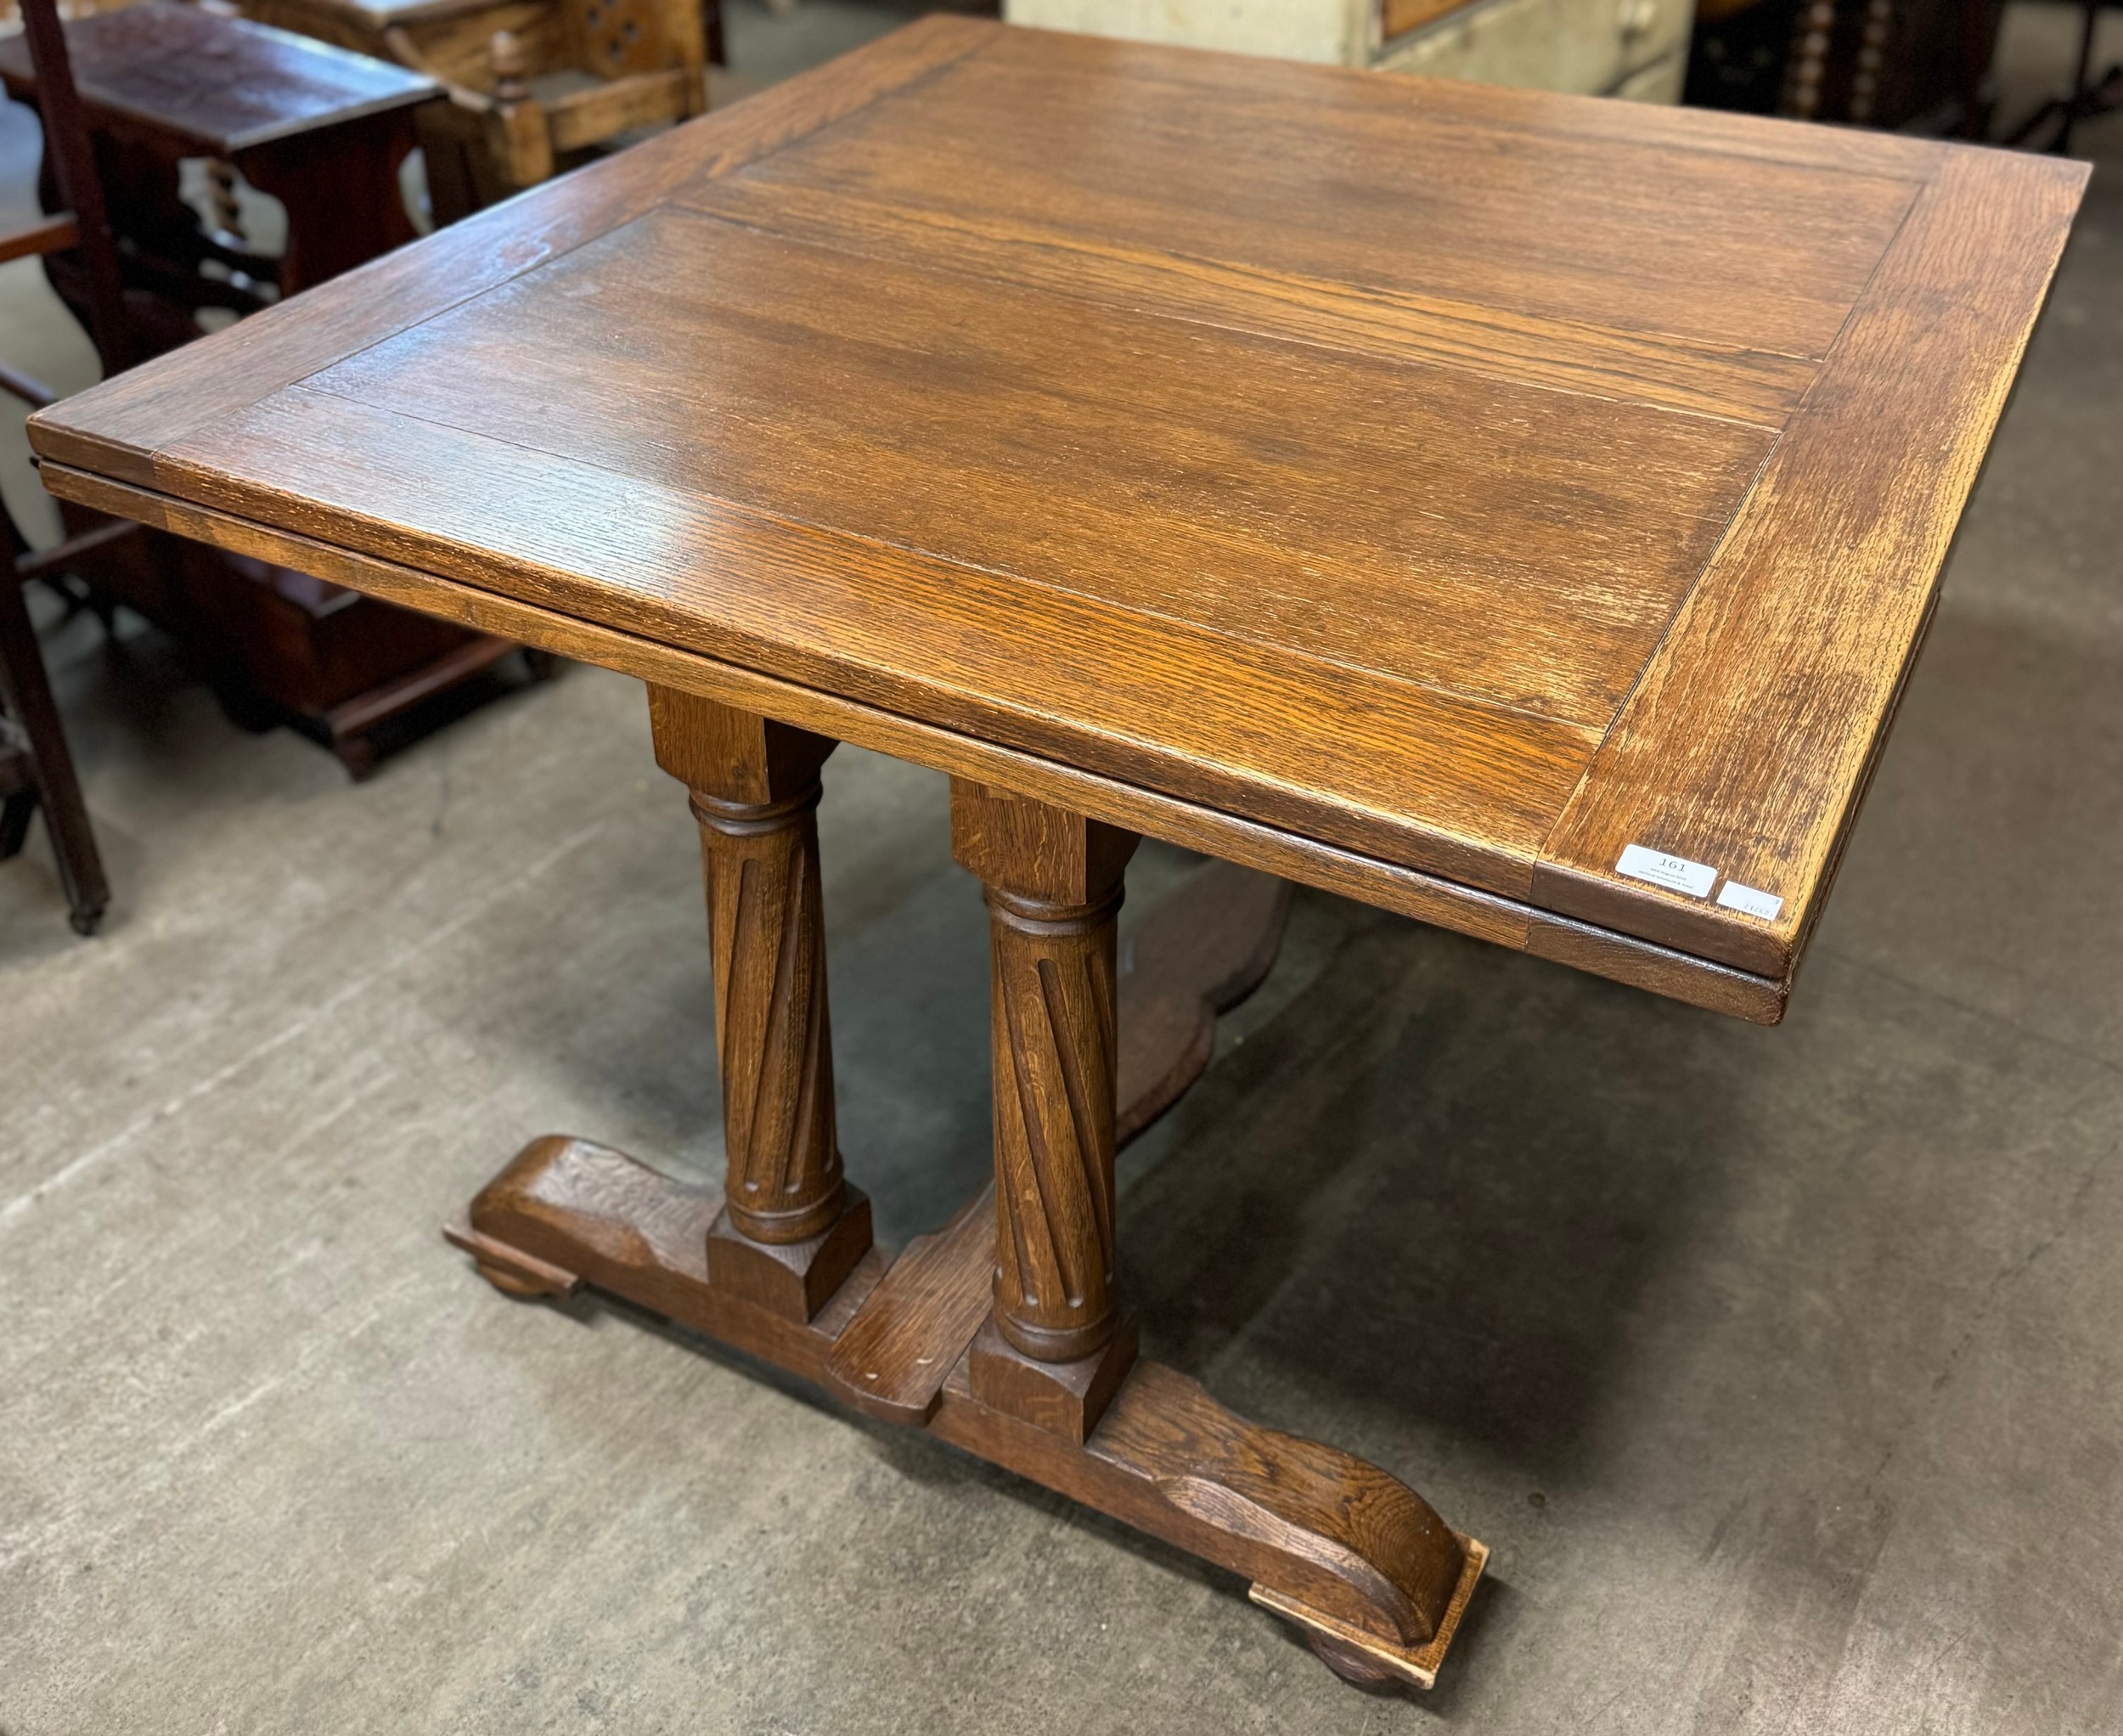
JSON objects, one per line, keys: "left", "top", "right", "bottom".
{"left": 27, "top": 19, "right": 2085, "bottom": 1693}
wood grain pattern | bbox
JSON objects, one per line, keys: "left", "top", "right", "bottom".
{"left": 1535, "top": 149, "right": 2090, "bottom": 977}
{"left": 1093, "top": 1361, "right": 1464, "bottom": 1646}
{"left": 980, "top": 893, "right": 1123, "bottom": 1359}
{"left": 643, "top": 686, "right": 875, "bottom": 1316}
{"left": 927, "top": 1354, "right": 1473, "bottom": 1658}
{"left": 966, "top": 1309, "right": 1141, "bottom": 1444}
{"left": 302, "top": 209, "right": 1771, "bottom": 726}
{"left": 821, "top": 1182, "right": 994, "bottom": 1424}
{"left": 695, "top": 794, "right": 841, "bottom": 1242}
{"left": 690, "top": 781, "right": 843, "bottom": 1240}
{"left": 452, "top": 1134, "right": 887, "bottom": 1368}
{"left": 740, "top": 26, "right": 1921, "bottom": 358}
{"left": 1250, "top": 1541, "right": 1486, "bottom": 1693}
{"left": 28, "top": 459, "right": 1802, "bottom": 1025}
{"left": 143, "top": 388, "right": 1598, "bottom": 897}
{"left": 985, "top": 20, "right": 1943, "bottom": 178}
{"left": 27, "top": 20, "right": 2085, "bottom": 1016}
{"left": 677, "top": 178, "right": 1816, "bottom": 426}
{"left": 24, "top": 12, "right": 991, "bottom": 488}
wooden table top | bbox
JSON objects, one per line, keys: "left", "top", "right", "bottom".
{"left": 30, "top": 19, "right": 2085, "bottom": 1023}
{"left": 0, "top": 2, "right": 438, "bottom": 155}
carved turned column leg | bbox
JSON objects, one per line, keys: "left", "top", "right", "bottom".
{"left": 949, "top": 779, "right": 1142, "bottom": 1440}
{"left": 648, "top": 685, "right": 871, "bottom": 1320}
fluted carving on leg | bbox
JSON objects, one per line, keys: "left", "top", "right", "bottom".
{"left": 988, "top": 885, "right": 1123, "bottom": 1361}
{"left": 692, "top": 780, "right": 845, "bottom": 1246}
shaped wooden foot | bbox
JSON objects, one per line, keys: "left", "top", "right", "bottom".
{"left": 446, "top": 1135, "right": 885, "bottom": 1373}
{"left": 1251, "top": 1537, "right": 1489, "bottom": 1693}
{"left": 450, "top": 1145, "right": 1485, "bottom": 1690}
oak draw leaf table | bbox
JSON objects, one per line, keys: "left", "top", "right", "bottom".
{"left": 29, "top": 18, "right": 2086, "bottom": 1694}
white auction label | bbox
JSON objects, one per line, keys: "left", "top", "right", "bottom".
{"left": 1614, "top": 844, "right": 1717, "bottom": 899}
{"left": 1716, "top": 880, "right": 1783, "bottom": 921}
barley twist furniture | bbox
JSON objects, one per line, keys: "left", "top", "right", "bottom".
{"left": 27, "top": 19, "right": 2083, "bottom": 1692}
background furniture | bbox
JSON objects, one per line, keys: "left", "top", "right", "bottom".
{"left": 1, "top": 0, "right": 543, "bottom": 777}
{"left": 1686, "top": 0, "right": 2003, "bottom": 132}
{"left": 29, "top": 17, "right": 2085, "bottom": 1694}
{"left": 1, "top": 505, "right": 115, "bottom": 934}
{"left": 2002, "top": 0, "right": 2123, "bottom": 149}
{"left": 0, "top": 0, "right": 137, "bottom": 933}
{"left": 240, "top": 0, "right": 713, "bottom": 213}
{"left": 1001, "top": 0, "right": 1692, "bottom": 101}
{"left": 0, "top": 2, "right": 444, "bottom": 340}
{"left": 0, "top": 0, "right": 133, "bottom": 28}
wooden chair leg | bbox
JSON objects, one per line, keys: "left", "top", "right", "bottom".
{"left": 0, "top": 574, "right": 108, "bottom": 933}
{"left": 0, "top": 787, "right": 36, "bottom": 859}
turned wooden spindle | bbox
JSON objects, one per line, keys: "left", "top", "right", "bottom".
{"left": 983, "top": 882, "right": 1123, "bottom": 1358}
{"left": 690, "top": 777, "right": 843, "bottom": 1243}
{"left": 1848, "top": 0, "right": 1894, "bottom": 124}
{"left": 647, "top": 685, "right": 869, "bottom": 1318}
{"left": 950, "top": 780, "right": 1141, "bottom": 1435}
{"left": 487, "top": 28, "right": 533, "bottom": 102}
{"left": 1782, "top": 0, "right": 1839, "bottom": 120}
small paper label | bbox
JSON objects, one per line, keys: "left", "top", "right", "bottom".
{"left": 1615, "top": 844, "right": 1717, "bottom": 899}
{"left": 1716, "top": 880, "right": 1783, "bottom": 921}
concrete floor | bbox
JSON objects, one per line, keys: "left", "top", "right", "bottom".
{"left": 4, "top": 8, "right": 2123, "bottom": 1733}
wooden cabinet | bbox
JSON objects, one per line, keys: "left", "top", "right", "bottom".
{"left": 1003, "top": 0, "right": 1692, "bottom": 99}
